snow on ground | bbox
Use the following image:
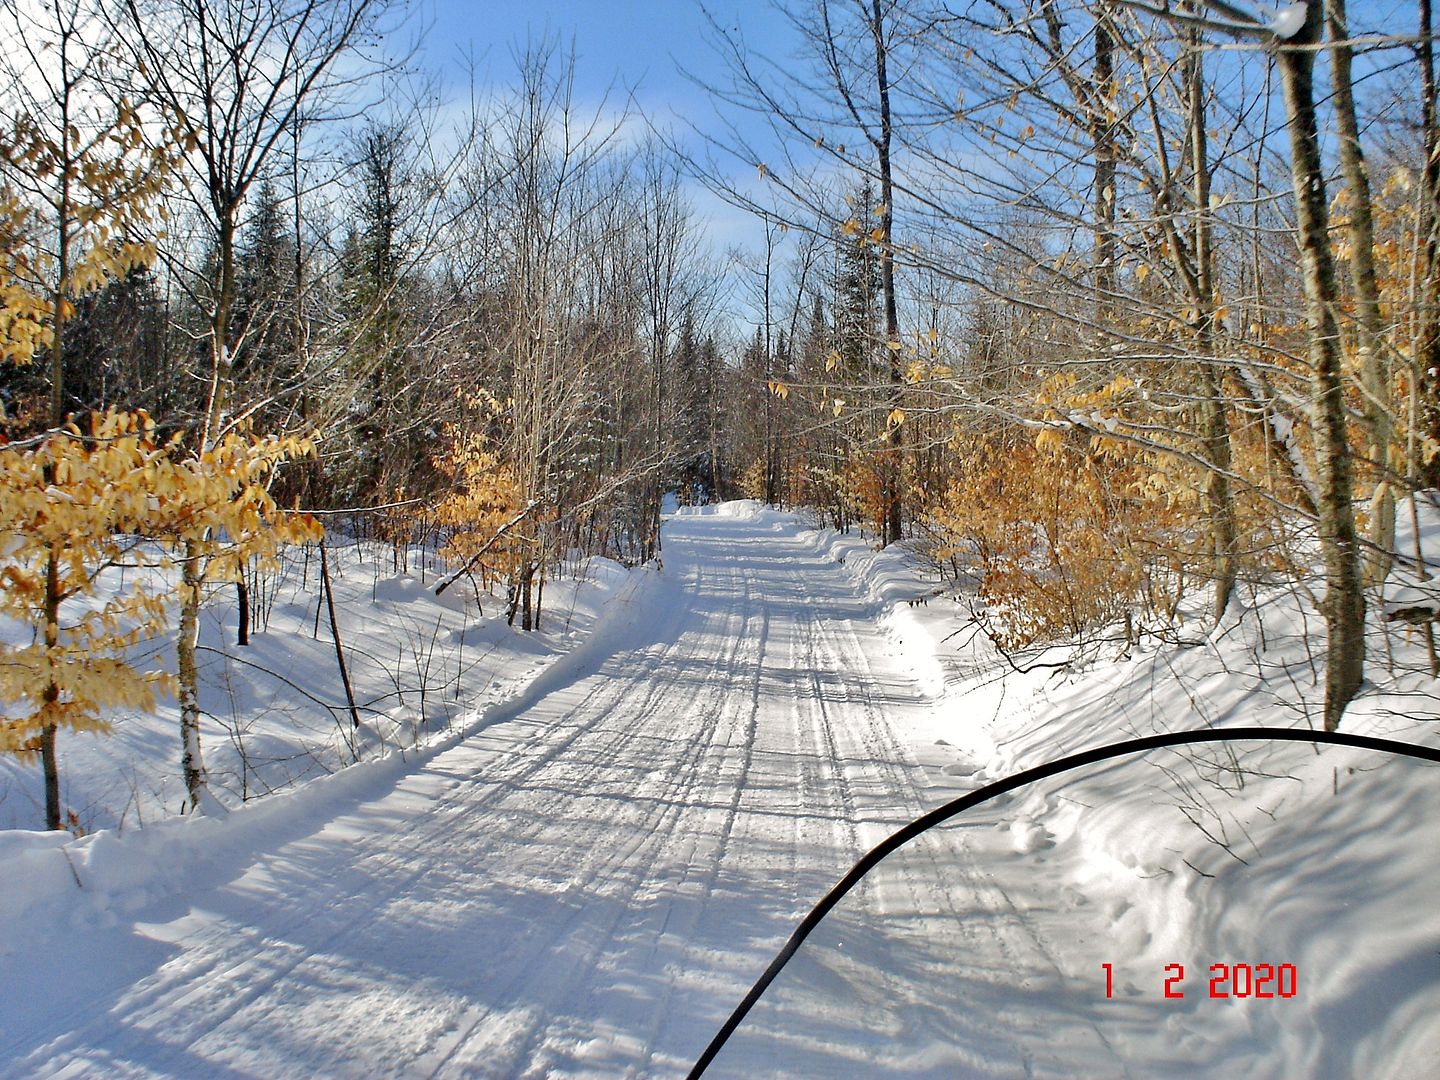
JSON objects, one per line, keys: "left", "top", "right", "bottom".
{"left": 0, "top": 540, "right": 631, "bottom": 832}
{"left": 711, "top": 504, "right": 1440, "bottom": 1077}
{"left": 2, "top": 501, "right": 1439, "bottom": 1077}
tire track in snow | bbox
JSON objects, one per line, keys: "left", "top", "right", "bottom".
{"left": 3, "top": 507, "right": 1121, "bottom": 1079}
{"left": 4, "top": 577, "right": 710, "bottom": 1076}
{"left": 686, "top": 539, "right": 1124, "bottom": 1079}
{"left": 771, "top": 555, "right": 1128, "bottom": 1078}
{"left": 621, "top": 553, "right": 768, "bottom": 1078}
{"left": 475, "top": 564, "right": 764, "bottom": 1077}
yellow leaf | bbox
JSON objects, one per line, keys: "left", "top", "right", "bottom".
{"left": 1035, "top": 428, "right": 1063, "bottom": 453}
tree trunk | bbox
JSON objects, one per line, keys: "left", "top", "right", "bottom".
{"left": 1198, "top": 372, "right": 1235, "bottom": 620}
{"left": 39, "top": 720, "right": 60, "bottom": 831}
{"left": 41, "top": 525, "right": 62, "bottom": 829}
{"left": 521, "top": 560, "right": 535, "bottom": 632}
{"left": 40, "top": 133, "right": 73, "bottom": 831}
{"left": 177, "top": 547, "right": 208, "bottom": 807}
{"left": 871, "top": 0, "right": 903, "bottom": 547}
{"left": 1420, "top": 0, "right": 1440, "bottom": 489}
{"left": 236, "top": 576, "right": 250, "bottom": 646}
{"left": 176, "top": 197, "right": 244, "bottom": 800}
{"left": 1327, "top": 0, "right": 1394, "bottom": 584}
{"left": 1093, "top": 3, "right": 1117, "bottom": 303}
{"left": 1275, "top": 3, "right": 1366, "bottom": 730}
{"left": 202, "top": 211, "right": 238, "bottom": 447}
{"left": 320, "top": 537, "right": 362, "bottom": 734}
{"left": 1186, "top": 16, "right": 1237, "bottom": 622}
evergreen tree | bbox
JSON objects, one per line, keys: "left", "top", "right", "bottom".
{"left": 833, "top": 181, "right": 881, "bottom": 380}
{"left": 62, "top": 267, "right": 172, "bottom": 417}
{"left": 232, "top": 178, "right": 298, "bottom": 416}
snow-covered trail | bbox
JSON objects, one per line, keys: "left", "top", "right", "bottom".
{"left": 1, "top": 506, "right": 1118, "bottom": 1078}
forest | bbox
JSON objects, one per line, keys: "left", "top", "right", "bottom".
{"left": 2, "top": 0, "right": 1439, "bottom": 833}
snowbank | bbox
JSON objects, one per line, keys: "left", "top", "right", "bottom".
{"left": 0, "top": 541, "right": 639, "bottom": 927}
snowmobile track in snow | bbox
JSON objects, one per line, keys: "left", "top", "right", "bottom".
{"left": 2, "top": 507, "right": 1127, "bottom": 1079}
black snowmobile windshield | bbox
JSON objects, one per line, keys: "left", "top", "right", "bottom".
{"left": 693, "top": 730, "right": 1440, "bottom": 1078}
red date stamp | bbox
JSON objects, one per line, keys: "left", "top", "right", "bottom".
{"left": 1103, "top": 962, "right": 1297, "bottom": 999}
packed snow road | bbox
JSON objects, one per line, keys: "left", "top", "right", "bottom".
{"left": 0, "top": 505, "right": 1121, "bottom": 1078}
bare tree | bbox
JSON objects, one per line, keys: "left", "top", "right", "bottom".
{"left": 116, "top": 0, "right": 403, "bottom": 808}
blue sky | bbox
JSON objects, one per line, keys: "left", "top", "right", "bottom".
{"left": 407, "top": 1, "right": 1429, "bottom": 332}
{"left": 415, "top": 0, "right": 794, "bottom": 172}
{"left": 415, "top": 1, "right": 802, "bottom": 315}
{"left": 418, "top": 4, "right": 783, "bottom": 251}
{"left": 420, "top": 1, "right": 772, "bottom": 114}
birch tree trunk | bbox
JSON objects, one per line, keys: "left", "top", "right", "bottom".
{"left": 177, "top": 556, "right": 207, "bottom": 803}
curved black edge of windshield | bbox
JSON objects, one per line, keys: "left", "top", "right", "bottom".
{"left": 687, "top": 726, "right": 1440, "bottom": 1078}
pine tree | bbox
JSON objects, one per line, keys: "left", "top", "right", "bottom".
{"left": 833, "top": 182, "right": 881, "bottom": 381}
{"left": 63, "top": 267, "right": 172, "bottom": 416}
{"left": 232, "top": 178, "right": 298, "bottom": 413}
